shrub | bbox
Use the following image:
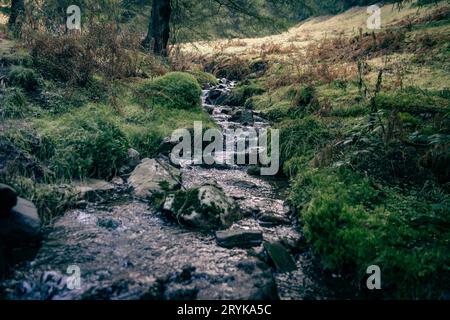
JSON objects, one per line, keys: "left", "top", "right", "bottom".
{"left": 36, "top": 106, "right": 129, "bottom": 180}
{"left": 31, "top": 34, "right": 95, "bottom": 85}
{"left": 331, "top": 104, "right": 367, "bottom": 117}
{"left": 7, "top": 66, "right": 40, "bottom": 92}
{"left": 139, "top": 72, "right": 202, "bottom": 110}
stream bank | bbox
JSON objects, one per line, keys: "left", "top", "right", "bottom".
{"left": 0, "top": 79, "right": 331, "bottom": 300}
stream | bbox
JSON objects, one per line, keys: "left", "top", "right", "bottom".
{"left": 0, "top": 79, "right": 331, "bottom": 300}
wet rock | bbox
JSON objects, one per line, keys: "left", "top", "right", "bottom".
{"left": 219, "top": 107, "right": 233, "bottom": 115}
{"left": 159, "top": 137, "right": 177, "bottom": 156}
{"left": 127, "top": 148, "right": 141, "bottom": 168}
{"left": 203, "top": 105, "right": 216, "bottom": 115}
{"left": 111, "top": 177, "right": 124, "bottom": 186}
{"left": 206, "top": 89, "right": 228, "bottom": 105}
{"left": 162, "top": 194, "right": 175, "bottom": 215}
{"left": 97, "top": 218, "right": 121, "bottom": 231}
{"left": 0, "top": 198, "right": 42, "bottom": 247}
{"left": 129, "top": 158, "right": 181, "bottom": 199}
{"left": 75, "top": 179, "right": 115, "bottom": 202}
{"left": 247, "top": 166, "right": 261, "bottom": 176}
{"left": 0, "top": 184, "right": 17, "bottom": 217}
{"left": 0, "top": 197, "right": 42, "bottom": 278}
{"left": 263, "top": 241, "right": 297, "bottom": 273}
{"left": 257, "top": 212, "right": 291, "bottom": 227}
{"left": 118, "top": 148, "right": 141, "bottom": 175}
{"left": 216, "top": 229, "right": 263, "bottom": 248}
{"left": 229, "top": 109, "right": 254, "bottom": 126}
{"left": 164, "top": 284, "right": 199, "bottom": 300}
{"left": 232, "top": 180, "right": 258, "bottom": 190}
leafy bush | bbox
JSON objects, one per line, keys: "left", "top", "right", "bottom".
{"left": 8, "top": 66, "right": 40, "bottom": 92}
{"left": 139, "top": 72, "right": 202, "bottom": 110}
{"left": 36, "top": 106, "right": 129, "bottom": 180}
{"left": 31, "top": 34, "right": 95, "bottom": 85}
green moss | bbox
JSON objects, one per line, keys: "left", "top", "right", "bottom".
{"left": 331, "top": 104, "right": 368, "bottom": 117}
{"left": 221, "top": 82, "right": 266, "bottom": 107}
{"left": 399, "top": 112, "right": 421, "bottom": 127}
{"left": 290, "top": 167, "right": 450, "bottom": 299}
{"left": 188, "top": 70, "right": 219, "bottom": 88}
{"left": 8, "top": 66, "right": 41, "bottom": 92}
{"left": 139, "top": 72, "right": 202, "bottom": 110}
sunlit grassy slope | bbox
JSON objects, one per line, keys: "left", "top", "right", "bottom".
{"left": 183, "top": 1, "right": 450, "bottom": 57}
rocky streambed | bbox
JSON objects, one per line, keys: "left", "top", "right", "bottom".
{"left": 0, "top": 79, "right": 330, "bottom": 300}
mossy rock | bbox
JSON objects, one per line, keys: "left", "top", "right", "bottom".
{"left": 168, "top": 183, "right": 239, "bottom": 231}
{"left": 188, "top": 70, "right": 219, "bottom": 88}
{"left": 139, "top": 72, "right": 202, "bottom": 110}
{"left": 220, "top": 83, "right": 266, "bottom": 107}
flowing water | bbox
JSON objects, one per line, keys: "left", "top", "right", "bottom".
{"left": 0, "top": 80, "right": 330, "bottom": 300}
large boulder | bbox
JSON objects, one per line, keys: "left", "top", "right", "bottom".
{"left": 0, "top": 197, "right": 42, "bottom": 246}
{"left": 128, "top": 158, "right": 181, "bottom": 199}
{"left": 164, "top": 183, "right": 240, "bottom": 231}
{"left": 0, "top": 184, "right": 17, "bottom": 217}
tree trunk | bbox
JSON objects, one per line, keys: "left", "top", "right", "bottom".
{"left": 8, "top": 0, "right": 25, "bottom": 31}
{"left": 143, "top": 0, "right": 172, "bottom": 56}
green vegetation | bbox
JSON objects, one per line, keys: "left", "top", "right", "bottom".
{"left": 7, "top": 66, "right": 40, "bottom": 92}
{"left": 290, "top": 167, "right": 449, "bottom": 298}
{"left": 0, "top": 41, "right": 212, "bottom": 223}
{"left": 188, "top": 70, "right": 219, "bottom": 88}
{"left": 220, "top": 81, "right": 265, "bottom": 106}
{"left": 139, "top": 72, "right": 202, "bottom": 110}
{"left": 212, "top": 1, "right": 450, "bottom": 298}
{"left": 1, "top": 0, "right": 449, "bottom": 300}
